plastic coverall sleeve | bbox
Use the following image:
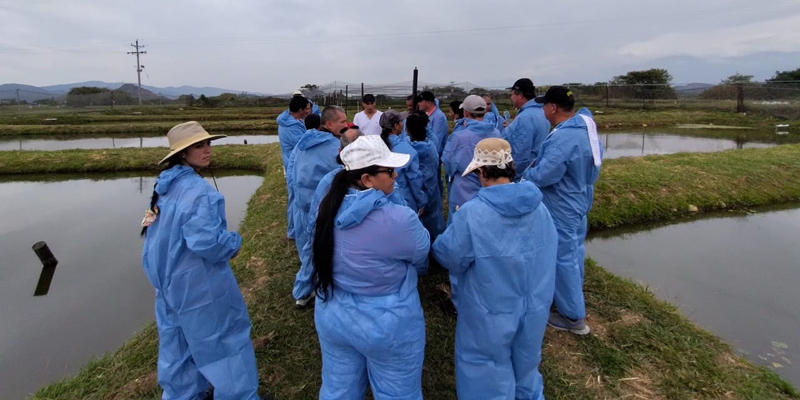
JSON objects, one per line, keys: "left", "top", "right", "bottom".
{"left": 405, "top": 152, "right": 428, "bottom": 213}
{"left": 525, "top": 144, "right": 567, "bottom": 188}
{"left": 398, "top": 206, "right": 431, "bottom": 276}
{"left": 182, "top": 196, "right": 242, "bottom": 263}
{"left": 432, "top": 209, "right": 475, "bottom": 275}
{"left": 441, "top": 134, "right": 460, "bottom": 179}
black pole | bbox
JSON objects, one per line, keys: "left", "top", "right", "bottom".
{"left": 412, "top": 67, "right": 419, "bottom": 110}
{"left": 32, "top": 241, "right": 58, "bottom": 296}
{"left": 345, "top": 85, "right": 349, "bottom": 116}
{"left": 736, "top": 83, "right": 745, "bottom": 113}
{"left": 361, "top": 82, "right": 364, "bottom": 112}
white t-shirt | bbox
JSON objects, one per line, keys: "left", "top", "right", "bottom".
{"left": 353, "top": 110, "right": 384, "bottom": 136}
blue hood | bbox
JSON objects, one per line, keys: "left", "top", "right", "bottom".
{"left": 463, "top": 118, "right": 497, "bottom": 135}
{"left": 277, "top": 110, "right": 304, "bottom": 128}
{"left": 296, "top": 129, "right": 337, "bottom": 151}
{"left": 335, "top": 188, "right": 390, "bottom": 229}
{"left": 155, "top": 165, "right": 196, "bottom": 195}
{"left": 556, "top": 108, "right": 594, "bottom": 130}
{"left": 477, "top": 181, "right": 543, "bottom": 218}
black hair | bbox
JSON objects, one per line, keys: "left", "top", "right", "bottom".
{"left": 449, "top": 100, "right": 464, "bottom": 119}
{"left": 140, "top": 156, "right": 183, "bottom": 236}
{"left": 305, "top": 114, "right": 321, "bottom": 130}
{"left": 406, "top": 111, "right": 428, "bottom": 142}
{"left": 380, "top": 127, "right": 393, "bottom": 150}
{"left": 289, "top": 96, "right": 308, "bottom": 113}
{"left": 477, "top": 162, "right": 516, "bottom": 180}
{"left": 406, "top": 94, "right": 414, "bottom": 101}
{"left": 513, "top": 89, "right": 536, "bottom": 101}
{"left": 312, "top": 163, "right": 384, "bottom": 300}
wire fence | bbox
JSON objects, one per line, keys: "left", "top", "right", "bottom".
{"left": 2, "top": 81, "right": 799, "bottom": 119}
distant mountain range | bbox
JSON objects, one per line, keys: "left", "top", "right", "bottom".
{"left": 0, "top": 81, "right": 271, "bottom": 102}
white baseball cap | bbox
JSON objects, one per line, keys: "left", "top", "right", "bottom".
{"left": 340, "top": 135, "right": 410, "bottom": 171}
{"left": 462, "top": 138, "right": 514, "bottom": 176}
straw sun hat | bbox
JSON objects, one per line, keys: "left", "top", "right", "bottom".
{"left": 159, "top": 121, "right": 226, "bottom": 164}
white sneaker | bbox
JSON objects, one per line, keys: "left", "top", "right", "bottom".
{"left": 295, "top": 292, "right": 315, "bottom": 309}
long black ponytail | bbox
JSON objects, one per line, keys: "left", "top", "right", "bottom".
{"left": 380, "top": 127, "right": 393, "bottom": 150}
{"left": 312, "top": 162, "right": 382, "bottom": 300}
{"left": 140, "top": 155, "right": 183, "bottom": 236}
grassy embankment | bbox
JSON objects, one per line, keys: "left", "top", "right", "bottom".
{"left": 2, "top": 106, "right": 799, "bottom": 140}
{"left": 4, "top": 143, "right": 797, "bottom": 399}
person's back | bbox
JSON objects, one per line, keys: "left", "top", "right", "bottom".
{"left": 433, "top": 138, "right": 557, "bottom": 400}
{"left": 388, "top": 134, "right": 426, "bottom": 212}
{"left": 410, "top": 138, "right": 444, "bottom": 239}
{"left": 442, "top": 118, "right": 499, "bottom": 217}
{"left": 503, "top": 78, "right": 550, "bottom": 180}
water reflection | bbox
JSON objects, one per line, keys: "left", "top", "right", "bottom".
{"left": 602, "top": 132, "right": 774, "bottom": 159}
{"left": 0, "top": 172, "right": 263, "bottom": 399}
{"left": 586, "top": 207, "right": 800, "bottom": 386}
{"left": 0, "top": 134, "right": 279, "bottom": 151}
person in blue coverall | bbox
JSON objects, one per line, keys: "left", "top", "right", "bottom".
{"left": 525, "top": 86, "right": 603, "bottom": 335}
{"left": 441, "top": 95, "right": 500, "bottom": 310}
{"left": 292, "top": 128, "right": 364, "bottom": 306}
{"left": 433, "top": 138, "right": 557, "bottom": 400}
{"left": 140, "top": 121, "right": 272, "bottom": 400}
{"left": 287, "top": 106, "right": 349, "bottom": 305}
{"left": 480, "top": 93, "right": 505, "bottom": 133}
{"left": 416, "top": 90, "right": 449, "bottom": 156}
{"left": 277, "top": 95, "right": 310, "bottom": 239}
{"left": 503, "top": 78, "right": 551, "bottom": 181}
{"left": 380, "top": 110, "right": 427, "bottom": 212}
{"left": 448, "top": 100, "right": 466, "bottom": 136}
{"left": 407, "top": 110, "right": 445, "bottom": 242}
{"left": 312, "top": 135, "right": 430, "bottom": 400}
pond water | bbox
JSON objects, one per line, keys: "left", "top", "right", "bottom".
{"left": 0, "top": 172, "right": 263, "bottom": 399}
{"left": 0, "top": 134, "right": 278, "bottom": 151}
{"left": 586, "top": 207, "right": 800, "bottom": 387}
{"left": 602, "top": 132, "right": 774, "bottom": 159}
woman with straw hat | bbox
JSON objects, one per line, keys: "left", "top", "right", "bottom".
{"left": 140, "top": 121, "right": 271, "bottom": 400}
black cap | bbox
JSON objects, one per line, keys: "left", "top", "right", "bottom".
{"left": 362, "top": 93, "right": 376, "bottom": 103}
{"left": 416, "top": 90, "right": 435, "bottom": 103}
{"left": 507, "top": 78, "right": 535, "bottom": 94}
{"left": 535, "top": 86, "right": 575, "bottom": 109}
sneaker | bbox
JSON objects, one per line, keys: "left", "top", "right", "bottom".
{"left": 295, "top": 292, "right": 315, "bottom": 309}
{"left": 547, "top": 311, "right": 591, "bottom": 335}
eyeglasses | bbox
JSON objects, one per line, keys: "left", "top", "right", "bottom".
{"left": 373, "top": 168, "right": 395, "bottom": 176}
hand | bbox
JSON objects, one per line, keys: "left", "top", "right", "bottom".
{"left": 455, "top": 205, "right": 460, "bottom": 211}
{"left": 502, "top": 120, "right": 509, "bottom": 128}
{"left": 417, "top": 207, "right": 425, "bottom": 217}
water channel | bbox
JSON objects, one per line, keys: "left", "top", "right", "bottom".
{"left": 0, "top": 172, "right": 263, "bottom": 399}
{"left": 0, "top": 134, "right": 278, "bottom": 151}
{"left": 587, "top": 206, "right": 800, "bottom": 387}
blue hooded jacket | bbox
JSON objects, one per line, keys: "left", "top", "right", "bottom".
{"left": 482, "top": 102, "right": 505, "bottom": 133}
{"left": 503, "top": 99, "right": 551, "bottom": 181}
{"left": 389, "top": 134, "right": 428, "bottom": 212}
{"left": 142, "top": 165, "right": 260, "bottom": 399}
{"left": 410, "top": 138, "right": 445, "bottom": 240}
{"left": 433, "top": 181, "right": 557, "bottom": 400}
{"left": 277, "top": 110, "right": 307, "bottom": 170}
{"left": 442, "top": 118, "right": 500, "bottom": 220}
{"left": 287, "top": 128, "right": 341, "bottom": 256}
{"left": 428, "top": 106, "right": 449, "bottom": 156}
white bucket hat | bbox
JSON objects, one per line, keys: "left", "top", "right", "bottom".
{"left": 462, "top": 138, "right": 514, "bottom": 176}
{"left": 159, "top": 121, "right": 226, "bottom": 164}
{"left": 339, "top": 135, "right": 410, "bottom": 171}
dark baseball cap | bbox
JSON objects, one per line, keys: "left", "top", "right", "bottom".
{"left": 362, "top": 94, "right": 376, "bottom": 103}
{"left": 416, "top": 90, "right": 435, "bottom": 103}
{"left": 535, "top": 86, "right": 575, "bottom": 109}
{"left": 507, "top": 78, "right": 535, "bottom": 94}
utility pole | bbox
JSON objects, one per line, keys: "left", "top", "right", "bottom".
{"left": 127, "top": 39, "right": 147, "bottom": 106}
{"left": 16, "top": 89, "right": 21, "bottom": 113}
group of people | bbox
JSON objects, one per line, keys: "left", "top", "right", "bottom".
{"left": 139, "top": 78, "right": 603, "bottom": 399}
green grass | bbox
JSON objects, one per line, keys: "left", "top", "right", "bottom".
{"left": 18, "top": 143, "right": 800, "bottom": 399}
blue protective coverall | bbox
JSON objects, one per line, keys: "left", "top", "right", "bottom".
{"left": 427, "top": 106, "right": 449, "bottom": 157}
{"left": 441, "top": 118, "right": 499, "bottom": 308}
{"left": 287, "top": 128, "right": 340, "bottom": 257}
{"left": 433, "top": 181, "right": 557, "bottom": 400}
{"left": 524, "top": 108, "right": 603, "bottom": 321}
{"left": 410, "top": 138, "right": 445, "bottom": 241}
{"left": 502, "top": 99, "right": 551, "bottom": 181}
{"left": 142, "top": 165, "right": 259, "bottom": 400}
{"left": 277, "top": 110, "right": 307, "bottom": 238}
{"left": 293, "top": 169, "right": 408, "bottom": 300}
{"left": 482, "top": 102, "right": 505, "bottom": 134}
{"left": 389, "top": 135, "right": 427, "bottom": 212}
{"left": 312, "top": 103, "right": 321, "bottom": 116}
{"left": 314, "top": 188, "right": 430, "bottom": 400}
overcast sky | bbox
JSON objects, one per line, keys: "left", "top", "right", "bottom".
{"left": 2, "top": 0, "right": 800, "bottom": 93}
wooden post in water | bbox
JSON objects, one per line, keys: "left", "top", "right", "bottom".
{"left": 32, "top": 241, "right": 58, "bottom": 296}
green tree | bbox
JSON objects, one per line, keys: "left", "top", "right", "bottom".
{"left": 767, "top": 67, "right": 800, "bottom": 83}
{"left": 301, "top": 83, "right": 319, "bottom": 90}
{"left": 610, "top": 68, "right": 676, "bottom": 99}
{"left": 67, "top": 86, "right": 109, "bottom": 95}
{"left": 722, "top": 73, "right": 754, "bottom": 84}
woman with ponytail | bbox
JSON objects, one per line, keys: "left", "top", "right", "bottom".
{"left": 141, "top": 121, "right": 271, "bottom": 400}
{"left": 312, "top": 135, "right": 430, "bottom": 400}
